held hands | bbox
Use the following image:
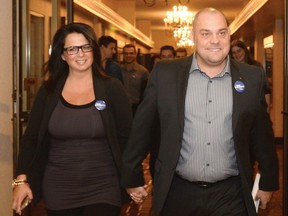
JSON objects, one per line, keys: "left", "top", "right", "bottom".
{"left": 256, "top": 190, "right": 273, "bottom": 209}
{"left": 12, "top": 183, "right": 33, "bottom": 215}
{"left": 127, "top": 185, "right": 148, "bottom": 204}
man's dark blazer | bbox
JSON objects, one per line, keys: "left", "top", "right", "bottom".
{"left": 16, "top": 74, "right": 132, "bottom": 203}
{"left": 121, "top": 55, "right": 279, "bottom": 216}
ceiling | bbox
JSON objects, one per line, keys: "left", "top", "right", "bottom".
{"left": 232, "top": 0, "right": 284, "bottom": 39}
{"left": 134, "top": 0, "right": 284, "bottom": 41}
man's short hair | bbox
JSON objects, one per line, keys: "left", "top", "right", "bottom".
{"left": 98, "top": 35, "right": 117, "bottom": 47}
{"left": 193, "top": 8, "right": 229, "bottom": 29}
{"left": 123, "top": 44, "right": 136, "bottom": 53}
{"left": 176, "top": 47, "right": 187, "bottom": 56}
{"left": 160, "top": 45, "right": 176, "bottom": 57}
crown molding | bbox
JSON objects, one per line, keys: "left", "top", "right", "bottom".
{"left": 74, "top": 0, "right": 154, "bottom": 48}
{"left": 229, "top": 0, "right": 268, "bottom": 35}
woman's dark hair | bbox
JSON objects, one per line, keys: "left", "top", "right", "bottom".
{"left": 230, "top": 39, "right": 262, "bottom": 67}
{"left": 44, "top": 22, "right": 106, "bottom": 92}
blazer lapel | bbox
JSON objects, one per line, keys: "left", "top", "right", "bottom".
{"left": 92, "top": 75, "right": 110, "bottom": 126}
{"left": 176, "top": 57, "right": 245, "bottom": 132}
{"left": 92, "top": 75, "right": 112, "bottom": 141}
{"left": 92, "top": 74, "right": 108, "bottom": 111}
{"left": 230, "top": 60, "right": 245, "bottom": 131}
{"left": 177, "top": 55, "right": 193, "bottom": 133}
{"left": 38, "top": 75, "right": 66, "bottom": 141}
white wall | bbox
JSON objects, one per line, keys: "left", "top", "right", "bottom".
{"left": 0, "top": 0, "right": 13, "bottom": 215}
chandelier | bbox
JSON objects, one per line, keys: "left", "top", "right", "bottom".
{"left": 173, "top": 26, "right": 191, "bottom": 39}
{"left": 164, "top": 5, "right": 193, "bottom": 29}
{"left": 174, "top": 26, "right": 194, "bottom": 47}
{"left": 144, "top": 0, "right": 190, "bottom": 7}
{"left": 177, "top": 37, "right": 194, "bottom": 47}
{"left": 164, "top": 5, "right": 194, "bottom": 46}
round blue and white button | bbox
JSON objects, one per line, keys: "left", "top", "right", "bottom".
{"left": 95, "top": 100, "right": 106, "bottom": 110}
{"left": 234, "top": 80, "right": 245, "bottom": 93}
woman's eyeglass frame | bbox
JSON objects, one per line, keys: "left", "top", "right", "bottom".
{"left": 63, "top": 44, "right": 93, "bottom": 55}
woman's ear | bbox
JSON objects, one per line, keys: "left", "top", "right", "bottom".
{"left": 61, "top": 54, "right": 66, "bottom": 61}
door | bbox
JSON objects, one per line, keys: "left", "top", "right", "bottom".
{"left": 13, "top": 0, "right": 64, "bottom": 215}
{"left": 283, "top": 1, "right": 288, "bottom": 214}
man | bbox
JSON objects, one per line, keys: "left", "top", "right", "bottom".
{"left": 175, "top": 47, "right": 188, "bottom": 58}
{"left": 121, "top": 44, "right": 149, "bottom": 115}
{"left": 160, "top": 45, "right": 176, "bottom": 59}
{"left": 98, "top": 35, "right": 123, "bottom": 82}
{"left": 121, "top": 8, "right": 278, "bottom": 216}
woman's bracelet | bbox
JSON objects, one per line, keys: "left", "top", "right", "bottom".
{"left": 12, "top": 179, "right": 28, "bottom": 189}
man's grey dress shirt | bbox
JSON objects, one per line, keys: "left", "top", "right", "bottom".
{"left": 176, "top": 55, "right": 239, "bottom": 182}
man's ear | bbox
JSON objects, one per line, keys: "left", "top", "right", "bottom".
{"left": 190, "top": 31, "right": 195, "bottom": 45}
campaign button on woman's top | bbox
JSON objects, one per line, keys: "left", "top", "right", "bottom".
{"left": 95, "top": 100, "right": 106, "bottom": 110}
{"left": 234, "top": 80, "right": 245, "bottom": 93}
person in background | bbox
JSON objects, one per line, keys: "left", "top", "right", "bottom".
{"left": 230, "top": 39, "right": 261, "bottom": 65}
{"left": 160, "top": 45, "right": 176, "bottom": 60}
{"left": 175, "top": 47, "right": 188, "bottom": 58}
{"left": 230, "top": 39, "right": 272, "bottom": 170}
{"left": 121, "top": 44, "right": 149, "bottom": 116}
{"left": 98, "top": 35, "right": 123, "bottom": 83}
{"left": 230, "top": 39, "right": 271, "bottom": 111}
{"left": 12, "top": 23, "right": 132, "bottom": 216}
{"left": 150, "top": 54, "right": 161, "bottom": 71}
{"left": 121, "top": 8, "right": 278, "bottom": 216}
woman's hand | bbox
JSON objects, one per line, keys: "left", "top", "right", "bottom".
{"left": 126, "top": 185, "right": 148, "bottom": 204}
{"left": 12, "top": 180, "right": 33, "bottom": 215}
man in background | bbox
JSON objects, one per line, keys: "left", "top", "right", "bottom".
{"left": 160, "top": 45, "right": 176, "bottom": 60}
{"left": 98, "top": 35, "right": 123, "bottom": 83}
{"left": 121, "top": 44, "right": 149, "bottom": 115}
{"left": 175, "top": 47, "right": 188, "bottom": 58}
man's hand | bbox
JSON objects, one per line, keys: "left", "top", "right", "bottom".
{"left": 256, "top": 190, "right": 273, "bottom": 209}
{"left": 126, "top": 185, "right": 148, "bottom": 204}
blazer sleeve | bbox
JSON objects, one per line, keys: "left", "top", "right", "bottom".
{"left": 16, "top": 85, "right": 48, "bottom": 175}
{"left": 121, "top": 65, "right": 159, "bottom": 188}
{"left": 107, "top": 78, "right": 133, "bottom": 153}
{"left": 253, "top": 70, "right": 279, "bottom": 191}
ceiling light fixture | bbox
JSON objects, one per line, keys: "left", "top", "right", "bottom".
{"left": 144, "top": 0, "right": 190, "bottom": 6}
{"left": 164, "top": 5, "right": 193, "bottom": 29}
{"left": 143, "top": 0, "right": 156, "bottom": 7}
{"left": 164, "top": 5, "right": 194, "bottom": 47}
{"left": 177, "top": 38, "right": 194, "bottom": 47}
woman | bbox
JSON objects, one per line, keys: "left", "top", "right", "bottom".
{"left": 230, "top": 39, "right": 263, "bottom": 66}
{"left": 230, "top": 39, "right": 271, "bottom": 111}
{"left": 12, "top": 23, "right": 132, "bottom": 216}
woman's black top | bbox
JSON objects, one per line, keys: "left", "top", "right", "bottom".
{"left": 42, "top": 96, "right": 121, "bottom": 210}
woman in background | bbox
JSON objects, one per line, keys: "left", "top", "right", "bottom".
{"left": 12, "top": 23, "right": 132, "bottom": 216}
{"left": 230, "top": 39, "right": 271, "bottom": 111}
